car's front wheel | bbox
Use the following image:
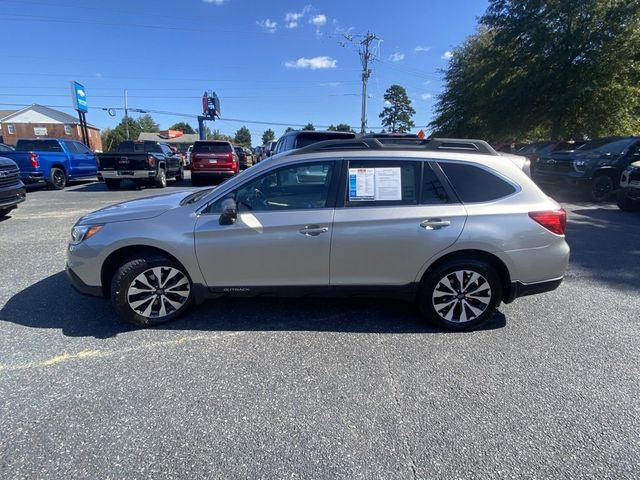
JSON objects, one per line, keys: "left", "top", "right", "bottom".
{"left": 154, "top": 168, "right": 167, "bottom": 188}
{"left": 111, "top": 256, "right": 194, "bottom": 327}
{"left": 418, "top": 259, "right": 502, "bottom": 331}
{"left": 590, "top": 174, "right": 614, "bottom": 202}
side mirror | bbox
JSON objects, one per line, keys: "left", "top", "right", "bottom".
{"left": 219, "top": 198, "right": 237, "bottom": 225}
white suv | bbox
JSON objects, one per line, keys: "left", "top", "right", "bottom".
{"left": 66, "top": 138, "right": 569, "bottom": 331}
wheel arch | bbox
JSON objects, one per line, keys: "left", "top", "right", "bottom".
{"left": 100, "top": 245, "right": 183, "bottom": 298}
{"left": 418, "top": 249, "right": 513, "bottom": 303}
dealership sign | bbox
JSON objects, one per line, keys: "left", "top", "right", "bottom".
{"left": 70, "top": 81, "right": 88, "bottom": 112}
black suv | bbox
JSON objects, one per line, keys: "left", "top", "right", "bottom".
{"left": 534, "top": 137, "right": 640, "bottom": 201}
{"left": 273, "top": 130, "right": 356, "bottom": 155}
{"left": 0, "top": 156, "right": 26, "bottom": 218}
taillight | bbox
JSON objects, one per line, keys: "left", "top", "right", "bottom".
{"left": 529, "top": 209, "right": 567, "bottom": 235}
{"left": 230, "top": 153, "right": 238, "bottom": 173}
{"left": 29, "top": 152, "right": 39, "bottom": 168}
{"left": 148, "top": 155, "right": 156, "bottom": 168}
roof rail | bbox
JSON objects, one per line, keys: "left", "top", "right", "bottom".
{"left": 292, "top": 137, "right": 498, "bottom": 156}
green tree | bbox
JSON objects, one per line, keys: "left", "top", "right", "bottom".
{"left": 284, "top": 127, "right": 295, "bottom": 133}
{"left": 137, "top": 114, "right": 159, "bottom": 133}
{"left": 169, "top": 122, "right": 195, "bottom": 134}
{"left": 430, "top": 0, "right": 640, "bottom": 140}
{"left": 101, "top": 117, "right": 142, "bottom": 151}
{"left": 209, "top": 129, "right": 232, "bottom": 141}
{"left": 233, "top": 126, "right": 252, "bottom": 147}
{"left": 262, "top": 128, "right": 275, "bottom": 144}
{"left": 335, "top": 123, "right": 354, "bottom": 133}
{"left": 303, "top": 123, "right": 315, "bottom": 131}
{"left": 327, "top": 124, "right": 336, "bottom": 131}
{"left": 379, "top": 85, "right": 416, "bottom": 133}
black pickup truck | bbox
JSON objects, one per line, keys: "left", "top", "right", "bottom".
{"left": 97, "top": 141, "right": 183, "bottom": 190}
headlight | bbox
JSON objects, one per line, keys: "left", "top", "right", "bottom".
{"left": 71, "top": 225, "right": 103, "bottom": 245}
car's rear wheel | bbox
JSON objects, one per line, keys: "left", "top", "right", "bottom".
{"left": 616, "top": 189, "right": 640, "bottom": 211}
{"left": 590, "top": 174, "right": 614, "bottom": 202}
{"left": 104, "top": 179, "right": 121, "bottom": 190}
{"left": 47, "top": 167, "right": 67, "bottom": 190}
{"left": 111, "top": 256, "right": 194, "bottom": 327}
{"left": 418, "top": 259, "right": 502, "bottom": 331}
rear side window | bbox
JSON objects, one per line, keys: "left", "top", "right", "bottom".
{"left": 346, "top": 160, "right": 419, "bottom": 206}
{"left": 16, "top": 140, "right": 62, "bottom": 152}
{"left": 193, "top": 142, "right": 232, "bottom": 153}
{"left": 439, "top": 162, "right": 516, "bottom": 203}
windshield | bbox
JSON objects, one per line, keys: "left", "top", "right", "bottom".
{"left": 179, "top": 187, "right": 216, "bottom": 205}
{"left": 582, "top": 138, "right": 634, "bottom": 155}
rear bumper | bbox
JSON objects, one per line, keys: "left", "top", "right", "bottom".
{"left": 20, "top": 172, "right": 45, "bottom": 184}
{"left": 100, "top": 170, "right": 156, "bottom": 180}
{"left": 191, "top": 170, "right": 236, "bottom": 178}
{"left": 505, "top": 277, "right": 563, "bottom": 303}
{"left": 66, "top": 265, "right": 103, "bottom": 297}
{"left": 0, "top": 185, "right": 26, "bottom": 210}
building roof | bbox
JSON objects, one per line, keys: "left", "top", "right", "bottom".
{"left": 0, "top": 110, "right": 17, "bottom": 121}
{"left": 0, "top": 104, "right": 98, "bottom": 129}
{"left": 138, "top": 132, "right": 199, "bottom": 144}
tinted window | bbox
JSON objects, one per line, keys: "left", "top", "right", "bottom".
{"left": 64, "top": 141, "right": 80, "bottom": 153}
{"left": 193, "top": 141, "right": 232, "bottom": 153}
{"left": 233, "top": 162, "right": 334, "bottom": 211}
{"left": 346, "top": 160, "right": 419, "bottom": 206}
{"left": 439, "top": 162, "right": 516, "bottom": 203}
{"left": 117, "top": 142, "right": 162, "bottom": 153}
{"left": 16, "top": 140, "right": 63, "bottom": 152}
{"left": 293, "top": 132, "right": 356, "bottom": 149}
{"left": 422, "top": 163, "right": 450, "bottom": 204}
{"left": 75, "top": 142, "right": 91, "bottom": 153}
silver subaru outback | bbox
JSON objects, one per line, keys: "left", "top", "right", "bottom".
{"left": 66, "top": 138, "right": 569, "bottom": 331}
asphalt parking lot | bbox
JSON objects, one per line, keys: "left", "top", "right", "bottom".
{"left": 1, "top": 174, "right": 639, "bottom": 479}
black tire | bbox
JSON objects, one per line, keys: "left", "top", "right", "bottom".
{"left": 154, "top": 168, "right": 167, "bottom": 188}
{"left": 418, "top": 259, "right": 502, "bottom": 331}
{"left": 616, "top": 189, "right": 640, "bottom": 211}
{"left": 590, "top": 174, "right": 614, "bottom": 202}
{"left": 47, "top": 167, "right": 67, "bottom": 190}
{"left": 0, "top": 208, "right": 11, "bottom": 218}
{"left": 175, "top": 166, "right": 185, "bottom": 181}
{"left": 104, "top": 179, "right": 121, "bottom": 190}
{"left": 110, "top": 256, "right": 194, "bottom": 327}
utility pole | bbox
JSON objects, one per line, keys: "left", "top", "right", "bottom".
{"left": 342, "top": 31, "right": 379, "bottom": 134}
{"left": 124, "top": 89, "right": 129, "bottom": 140}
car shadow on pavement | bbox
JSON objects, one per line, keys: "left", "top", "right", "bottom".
{"left": 68, "top": 179, "right": 193, "bottom": 192}
{"left": 0, "top": 271, "right": 506, "bottom": 338}
{"left": 567, "top": 207, "right": 640, "bottom": 291}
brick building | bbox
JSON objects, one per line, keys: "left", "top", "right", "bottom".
{"left": 0, "top": 104, "right": 102, "bottom": 151}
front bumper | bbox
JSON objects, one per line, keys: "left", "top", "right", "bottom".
{"left": 533, "top": 170, "right": 588, "bottom": 187}
{"left": 100, "top": 170, "right": 157, "bottom": 180}
{"left": 66, "top": 264, "right": 103, "bottom": 297}
{"left": 0, "top": 186, "right": 26, "bottom": 210}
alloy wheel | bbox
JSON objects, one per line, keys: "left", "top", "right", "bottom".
{"left": 432, "top": 270, "right": 492, "bottom": 323}
{"left": 127, "top": 266, "right": 190, "bottom": 319}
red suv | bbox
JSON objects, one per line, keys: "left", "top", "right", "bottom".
{"left": 190, "top": 141, "right": 238, "bottom": 186}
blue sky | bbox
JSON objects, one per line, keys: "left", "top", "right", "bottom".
{"left": 2, "top": 0, "right": 487, "bottom": 144}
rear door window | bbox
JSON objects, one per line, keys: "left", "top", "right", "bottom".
{"left": 16, "top": 140, "right": 63, "bottom": 152}
{"left": 438, "top": 162, "right": 516, "bottom": 203}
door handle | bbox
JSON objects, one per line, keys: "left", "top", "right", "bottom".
{"left": 299, "top": 225, "right": 329, "bottom": 236}
{"left": 420, "top": 218, "right": 451, "bottom": 230}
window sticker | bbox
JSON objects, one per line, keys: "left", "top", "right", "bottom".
{"left": 349, "top": 168, "right": 375, "bottom": 201}
{"left": 348, "top": 167, "right": 402, "bottom": 201}
{"left": 374, "top": 167, "right": 402, "bottom": 201}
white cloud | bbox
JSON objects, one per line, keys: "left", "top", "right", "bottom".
{"left": 320, "top": 82, "right": 341, "bottom": 87}
{"left": 384, "top": 100, "right": 392, "bottom": 106}
{"left": 421, "top": 93, "right": 434, "bottom": 100}
{"left": 286, "top": 21, "right": 299, "bottom": 29}
{"left": 202, "top": 0, "right": 226, "bottom": 4}
{"left": 414, "top": 45, "right": 431, "bottom": 52}
{"left": 310, "top": 14, "right": 327, "bottom": 26}
{"left": 442, "top": 50, "right": 454, "bottom": 60}
{"left": 257, "top": 18, "right": 277, "bottom": 33}
{"left": 284, "top": 56, "right": 337, "bottom": 69}
{"left": 285, "top": 6, "right": 312, "bottom": 28}
{"left": 389, "top": 52, "right": 405, "bottom": 62}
